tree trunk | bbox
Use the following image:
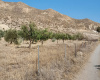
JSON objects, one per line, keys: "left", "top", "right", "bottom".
{"left": 63, "top": 39, "right": 64, "bottom": 43}
{"left": 57, "top": 39, "right": 58, "bottom": 44}
{"left": 41, "top": 40, "right": 43, "bottom": 45}
{"left": 10, "top": 41, "right": 12, "bottom": 44}
{"left": 29, "top": 39, "right": 32, "bottom": 48}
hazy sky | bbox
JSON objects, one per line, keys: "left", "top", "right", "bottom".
{"left": 2, "top": 0, "right": 100, "bottom": 23}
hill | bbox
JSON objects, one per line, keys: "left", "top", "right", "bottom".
{"left": 0, "top": 0, "right": 100, "bottom": 33}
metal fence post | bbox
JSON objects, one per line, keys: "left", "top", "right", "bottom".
{"left": 75, "top": 43, "right": 77, "bottom": 57}
{"left": 65, "top": 44, "right": 66, "bottom": 61}
{"left": 38, "top": 45, "right": 40, "bottom": 75}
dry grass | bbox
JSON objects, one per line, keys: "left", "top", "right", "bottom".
{"left": 0, "top": 39, "right": 98, "bottom": 80}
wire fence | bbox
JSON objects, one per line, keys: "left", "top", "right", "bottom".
{"left": 34, "top": 40, "right": 95, "bottom": 80}
{"left": 0, "top": 40, "right": 97, "bottom": 80}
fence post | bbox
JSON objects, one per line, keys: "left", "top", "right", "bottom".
{"left": 37, "top": 45, "right": 40, "bottom": 76}
{"left": 75, "top": 43, "right": 77, "bottom": 57}
{"left": 65, "top": 44, "right": 66, "bottom": 61}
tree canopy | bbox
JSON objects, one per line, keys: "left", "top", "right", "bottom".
{"left": 19, "top": 22, "right": 37, "bottom": 48}
{"left": 2, "top": 22, "right": 84, "bottom": 47}
{"left": 4, "top": 29, "right": 19, "bottom": 44}
{"left": 0, "top": 30, "right": 4, "bottom": 40}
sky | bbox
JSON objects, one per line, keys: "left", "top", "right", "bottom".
{"left": 2, "top": 0, "right": 100, "bottom": 23}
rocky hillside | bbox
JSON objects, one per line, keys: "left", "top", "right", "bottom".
{"left": 0, "top": 0, "right": 100, "bottom": 33}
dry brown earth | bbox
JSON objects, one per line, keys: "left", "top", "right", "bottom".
{"left": 0, "top": 39, "right": 98, "bottom": 80}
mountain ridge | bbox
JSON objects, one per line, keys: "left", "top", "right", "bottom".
{"left": 0, "top": 0, "right": 100, "bottom": 33}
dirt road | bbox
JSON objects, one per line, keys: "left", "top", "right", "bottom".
{"left": 74, "top": 44, "right": 100, "bottom": 80}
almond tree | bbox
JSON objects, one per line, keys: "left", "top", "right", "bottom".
{"left": 4, "top": 29, "right": 19, "bottom": 44}
{"left": 20, "top": 22, "right": 37, "bottom": 48}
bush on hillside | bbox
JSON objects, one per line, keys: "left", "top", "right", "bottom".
{"left": 96, "top": 26, "right": 100, "bottom": 33}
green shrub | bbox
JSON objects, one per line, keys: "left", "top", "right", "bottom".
{"left": 0, "top": 30, "right": 4, "bottom": 40}
{"left": 97, "top": 26, "right": 100, "bottom": 32}
{"left": 67, "top": 34, "right": 73, "bottom": 40}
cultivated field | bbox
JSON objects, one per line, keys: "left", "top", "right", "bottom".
{"left": 0, "top": 39, "right": 98, "bottom": 80}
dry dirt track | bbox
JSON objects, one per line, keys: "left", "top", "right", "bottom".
{"left": 74, "top": 44, "right": 100, "bottom": 80}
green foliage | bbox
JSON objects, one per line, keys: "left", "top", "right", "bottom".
{"left": 96, "top": 26, "right": 100, "bottom": 32}
{"left": 54, "top": 33, "right": 61, "bottom": 40}
{"left": 19, "top": 22, "right": 37, "bottom": 48}
{"left": 66, "top": 34, "right": 72, "bottom": 40}
{"left": 3, "top": 22, "right": 84, "bottom": 46}
{"left": 49, "top": 32, "right": 54, "bottom": 39}
{"left": 72, "top": 33, "right": 84, "bottom": 40}
{"left": 35, "top": 29, "right": 42, "bottom": 41}
{"left": 53, "top": 32, "right": 84, "bottom": 41}
{"left": 36, "top": 29, "right": 52, "bottom": 41}
{"left": 4, "top": 29, "right": 19, "bottom": 44}
{"left": 39, "top": 29, "right": 48, "bottom": 40}
{"left": 20, "top": 24, "right": 35, "bottom": 40}
{"left": 18, "top": 22, "right": 84, "bottom": 45}
{"left": 0, "top": 30, "right": 4, "bottom": 40}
